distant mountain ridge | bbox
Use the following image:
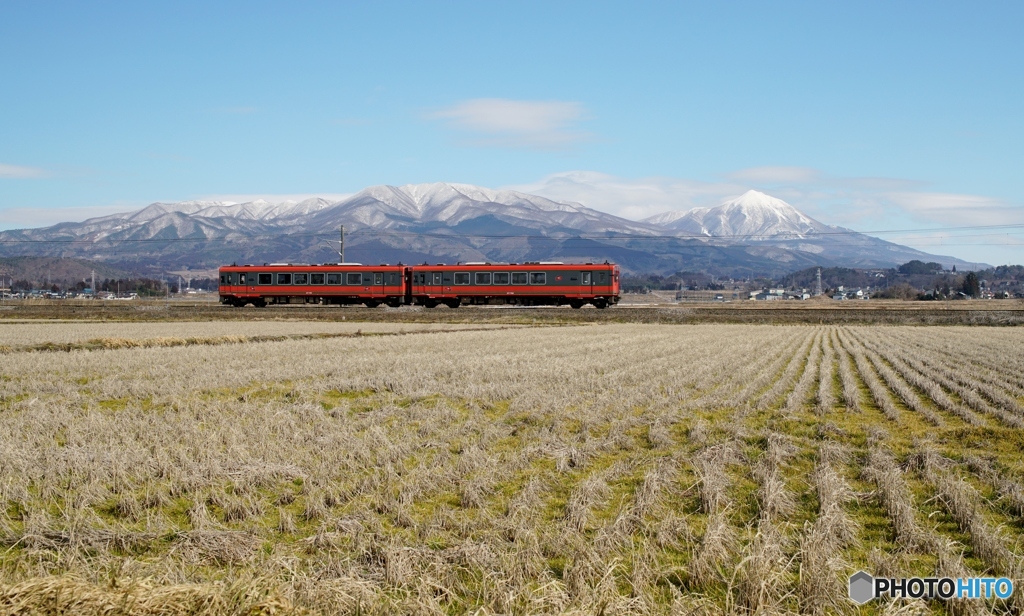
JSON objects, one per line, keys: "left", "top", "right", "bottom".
{"left": 0, "top": 183, "right": 986, "bottom": 275}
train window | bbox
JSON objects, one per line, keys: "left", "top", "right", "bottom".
{"left": 258, "top": 273, "right": 272, "bottom": 285}
{"left": 346, "top": 273, "right": 362, "bottom": 285}
{"left": 389, "top": 273, "right": 399, "bottom": 285}
{"left": 310, "top": 273, "right": 325, "bottom": 285}
{"left": 415, "top": 272, "right": 425, "bottom": 284}
{"left": 327, "top": 273, "right": 341, "bottom": 285}
{"left": 363, "top": 274, "right": 373, "bottom": 285}
{"left": 239, "top": 274, "right": 247, "bottom": 285}
{"left": 454, "top": 272, "right": 470, "bottom": 285}
{"left": 493, "top": 272, "right": 509, "bottom": 285}
{"left": 294, "top": 273, "right": 308, "bottom": 285}
{"left": 374, "top": 273, "right": 383, "bottom": 285}
{"left": 511, "top": 272, "right": 528, "bottom": 285}
{"left": 220, "top": 274, "right": 226, "bottom": 284}
{"left": 597, "top": 272, "right": 606, "bottom": 283}
{"left": 582, "top": 272, "right": 591, "bottom": 285}
{"left": 277, "top": 273, "right": 292, "bottom": 285}
{"left": 432, "top": 272, "right": 442, "bottom": 285}
{"left": 475, "top": 272, "right": 491, "bottom": 285}
{"left": 530, "top": 272, "right": 546, "bottom": 285}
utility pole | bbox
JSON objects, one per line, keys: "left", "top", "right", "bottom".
{"left": 323, "top": 225, "right": 345, "bottom": 263}
{"left": 91, "top": 270, "right": 96, "bottom": 296}
{"left": 815, "top": 267, "right": 822, "bottom": 297}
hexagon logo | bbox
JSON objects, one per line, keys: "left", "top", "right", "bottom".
{"left": 849, "top": 571, "right": 874, "bottom": 604}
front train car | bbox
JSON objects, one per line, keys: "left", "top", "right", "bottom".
{"left": 406, "top": 261, "right": 620, "bottom": 308}
{"left": 218, "top": 263, "right": 406, "bottom": 307}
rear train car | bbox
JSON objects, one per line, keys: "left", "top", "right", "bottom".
{"left": 406, "top": 261, "right": 619, "bottom": 308}
{"left": 218, "top": 263, "right": 406, "bottom": 307}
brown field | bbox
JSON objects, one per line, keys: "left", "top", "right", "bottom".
{"left": 2, "top": 296, "right": 1024, "bottom": 326}
{"left": 1, "top": 317, "right": 1023, "bottom": 614}
{"left": 0, "top": 321, "right": 517, "bottom": 351}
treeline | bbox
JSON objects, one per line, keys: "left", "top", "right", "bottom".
{"left": 872, "top": 271, "right": 982, "bottom": 300}
{"left": 785, "top": 261, "right": 1024, "bottom": 300}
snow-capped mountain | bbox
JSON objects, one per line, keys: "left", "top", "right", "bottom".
{"left": 91, "top": 197, "right": 334, "bottom": 226}
{"left": 645, "top": 190, "right": 824, "bottom": 238}
{"left": 640, "top": 189, "right": 980, "bottom": 269}
{"left": 48, "top": 183, "right": 658, "bottom": 239}
{"left": 0, "top": 183, "right": 984, "bottom": 274}
{"left": 303, "top": 182, "right": 659, "bottom": 235}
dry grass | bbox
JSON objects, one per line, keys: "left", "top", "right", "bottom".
{"left": 0, "top": 576, "right": 293, "bottom": 615}
{"left": 0, "top": 320, "right": 510, "bottom": 346}
{"left": 0, "top": 322, "right": 1023, "bottom": 614}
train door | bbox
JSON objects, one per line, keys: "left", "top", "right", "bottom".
{"left": 371, "top": 272, "right": 385, "bottom": 298}
{"left": 411, "top": 270, "right": 426, "bottom": 297}
{"left": 581, "top": 270, "right": 593, "bottom": 297}
{"left": 427, "top": 271, "right": 443, "bottom": 297}
{"left": 242, "top": 272, "right": 257, "bottom": 296}
{"left": 383, "top": 271, "right": 399, "bottom": 298}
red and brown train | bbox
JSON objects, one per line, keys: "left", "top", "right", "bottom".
{"left": 218, "top": 262, "right": 620, "bottom": 309}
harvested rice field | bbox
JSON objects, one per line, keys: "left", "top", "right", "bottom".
{"left": 0, "top": 321, "right": 516, "bottom": 350}
{"left": 0, "top": 322, "right": 1022, "bottom": 614}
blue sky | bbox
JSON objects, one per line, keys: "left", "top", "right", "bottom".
{"left": 1, "top": 1, "right": 1022, "bottom": 264}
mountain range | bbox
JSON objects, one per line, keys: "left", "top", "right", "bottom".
{"left": 0, "top": 184, "right": 985, "bottom": 276}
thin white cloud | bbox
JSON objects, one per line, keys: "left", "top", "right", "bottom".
{"left": 0, "top": 205, "right": 139, "bottom": 229}
{"left": 506, "top": 171, "right": 744, "bottom": 220}
{"left": 429, "top": 99, "right": 590, "bottom": 149}
{"left": 0, "top": 163, "right": 46, "bottom": 179}
{"left": 725, "top": 166, "right": 822, "bottom": 183}
{"left": 200, "top": 193, "right": 351, "bottom": 204}
{"left": 881, "top": 192, "right": 1019, "bottom": 226}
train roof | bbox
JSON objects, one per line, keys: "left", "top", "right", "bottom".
{"left": 406, "top": 262, "right": 615, "bottom": 269}
{"left": 220, "top": 263, "right": 400, "bottom": 269}
{"left": 220, "top": 261, "right": 617, "bottom": 270}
